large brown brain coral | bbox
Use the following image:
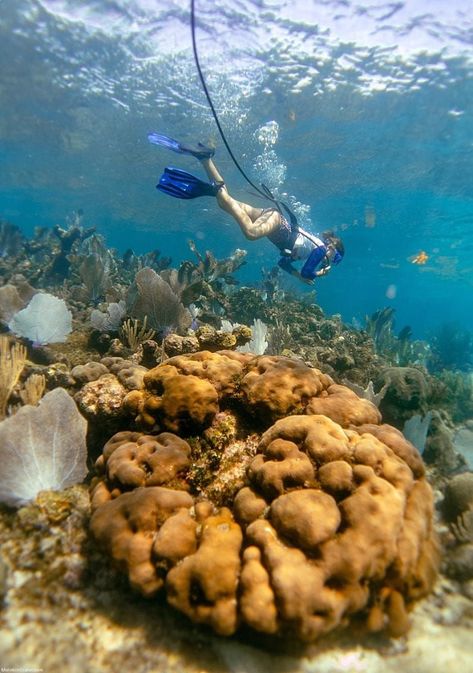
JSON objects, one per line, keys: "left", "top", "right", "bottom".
{"left": 90, "top": 352, "right": 439, "bottom": 642}
{"left": 121, "top": 350, "right": 376, "bottom": 431}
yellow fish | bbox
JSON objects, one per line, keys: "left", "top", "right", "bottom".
{"left": 411, "top": 251, "right": 429, "bottom": 265}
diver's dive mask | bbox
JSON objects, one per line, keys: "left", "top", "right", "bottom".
{"left": 325, "top": 243, "right": 344, "bottom": 265}
{"left": 332, "top": 249, "right": 344, "bottom": 265}
{"left": 322, "top": 234, "right": 344, "bottom": 266}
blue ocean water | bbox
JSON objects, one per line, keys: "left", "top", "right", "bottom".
{"left": 1, "top": 0, "right": 472, "bottom": 340}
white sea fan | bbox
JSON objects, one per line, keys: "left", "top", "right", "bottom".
{"left": 343, "top": 380, "right": 389, "bottom": 408}
{"left": 237, "top": 318, "right": 268, "bottom": 355}
{"left": 220, "top": 319, "right": 235, "bottom": 333}
{"left": 8, "top": 292, "right": 72, "bottom": 345}
{"left": 188, "top": 304, "right": 201, "bottom": 320}
{"left": 403, "top": 412, "right": 434, "bottom": 455}
{"left": 0, "top": 388, "right": 88, "bottom": 507}
{"left": 90, "top": 300, "right": 126, "bottom": 332}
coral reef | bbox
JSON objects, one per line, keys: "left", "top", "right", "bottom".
{"left": 0, "top": 218, "right": 471, "bottom": 669}
{"left": 376, "top": 366, "right": 432, "bottom": 427}
{"left": 428, "top": 322, "right": 473, "bottom": 373}
{"left": 168, "top": 241, "right": 247, "bottom": 320}
{"left": 0, "top": 220, "right": 25, "bottom": 258}
{"left": 120, "top": 351, "right": 384, "bottom": 436}
{"left": 0, "top": 220, "right": 385, "bottom": 393}
{"left": 90, "top": 352, "right": 438, "bottom": 642}
{"left": 1, "top": 480, "right": 471, "bottom": 673}
{"left": 442, "top": 472, "right": 473, "bottom": 585}
{"left": 228, "top": 288, "right": 383, "bottom": 385}
{"left": 422, "top": 412, "right": 465, "bottom": 473}
{"left": 432, "top": 370, "right": 473, "bottom": 424}
{"left": 364, "top": 308, "right": 430, "bottom": 367}
{"left": 0, "top": 275, "right": 36, "bottom": 325}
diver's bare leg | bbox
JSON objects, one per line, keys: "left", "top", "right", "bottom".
{"left": 200, "top": 158, "right": 282, "bottom": 240}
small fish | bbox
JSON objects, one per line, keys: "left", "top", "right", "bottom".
{"left": 364, "top": 205, "right": 376, "bottom": 228}
{"left": 411, "top": 251, "right": 429, "bottom": 265}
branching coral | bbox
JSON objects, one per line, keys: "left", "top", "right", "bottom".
{"left": 20, "top": 373, "right": 46, "bottom": 407}
{"left": 0, "top": 336, "right": 27, "bottom": 419}
{"left": 163, "top": 241, "right": 247, "bottom": 320}
{"left": 119, "top": 316, "right": 156, "bottom": 350}
{"left": 364, "top": 308, "right": 424, "bottom": 366}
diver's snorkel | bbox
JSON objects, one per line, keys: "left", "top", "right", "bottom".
{"left": 323, "top": 236, "right": 344, "bottom": 265}
{"left": 190, "top": 0, "right": 300, "bottom": 224}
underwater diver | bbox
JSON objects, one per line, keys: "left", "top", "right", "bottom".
{"left": 148, "top": 133, "right": 344, "bottom": 284}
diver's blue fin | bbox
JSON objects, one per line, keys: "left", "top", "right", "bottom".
{"left": 156, "top": 166, "right": 222, "bottom": 199}
{"left": 148, "top": 132, "right": 215, "bottom": 160}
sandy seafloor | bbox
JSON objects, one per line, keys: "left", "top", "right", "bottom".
{"left": 0, "top": 485, "right": 472, "bottom": 673}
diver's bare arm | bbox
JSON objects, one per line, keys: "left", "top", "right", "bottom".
{"left": 292, "top": 270, "right": 315, "bottom": 285}
{"left": 200, "top": 158, "right": 281, "bottom": 240}
{"left": 315, "top": 265, "right": 331, "bottom": 277}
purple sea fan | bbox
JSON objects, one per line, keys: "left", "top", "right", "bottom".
{"left": 126, "top": 267, "right": 192, "bottom": 334}
{"left": 0, "top": 388, "right": 88, "bottom": 507}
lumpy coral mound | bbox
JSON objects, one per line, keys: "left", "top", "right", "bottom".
{"left": 90, "top": 352, "right": 439, "bottom": 642}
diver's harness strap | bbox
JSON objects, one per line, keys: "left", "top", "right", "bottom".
{"left": 278, "top": 215, "right": 330, "bottom": 281}
{"left": 260, "top": 184, "right": 298, "bottom": 232}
